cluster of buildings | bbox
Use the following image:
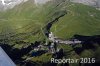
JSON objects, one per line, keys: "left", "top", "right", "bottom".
{"left": 33, "top": 42, "right": 59, "bottom": 53}
{"left": 49, "top": 32, "right": 82, "bottom": 45}
{"left": 33, "top": 32, "right": 82, "bottom": 54}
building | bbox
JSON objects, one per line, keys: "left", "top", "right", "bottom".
{"left": 49, "top": 32, "right": 55, "bottom": 42}
{"left": 49, "top": 32, "right": 82, "bottom": 45}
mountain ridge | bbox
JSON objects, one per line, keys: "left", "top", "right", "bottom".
{"left": 0, "top": 0, "right": 100, "bottom": 66}
{"left": 71, "top": 0, "right": 100, "bottom": 8}
{"left": 0, "top": 0, "right": 100, "bottom": 11}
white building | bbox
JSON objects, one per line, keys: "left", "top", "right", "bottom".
{"left": 49, "top": 32, "right": 55, "bottom": 42}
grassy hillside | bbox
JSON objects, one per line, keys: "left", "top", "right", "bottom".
{"left": 51, "top": 2, "right": 100, "bottom": 39}
{"left": 0, "top": 0, "right": 100, "bottom": 66}
{"left": 0, "top": 0, "right": 66, "bottom": 43}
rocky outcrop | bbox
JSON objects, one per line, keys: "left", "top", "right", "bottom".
{"left": 71, "top": 0, "right": 100, "bottom": 8}
{"left": 1, "top": 0, "right": 100, "bottom": 11}
{"left": 34, "top": 0, "right": 51, "bottom": 5}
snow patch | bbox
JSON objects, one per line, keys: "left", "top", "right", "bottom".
{"left": 0, "top": 0, "right": 28, "bottom": 11}
{"left": 34, "top": 0, "right": 51, "bottom": 6}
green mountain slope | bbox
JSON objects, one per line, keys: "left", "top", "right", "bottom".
{"left": 0, "top": 0, "right": 100, "bottom": 66}
{"left": 51, "top": 2, "right": 100, "bottom": 39}
{"left": 0, "top": 0, "right": 66, "bottom": 43}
